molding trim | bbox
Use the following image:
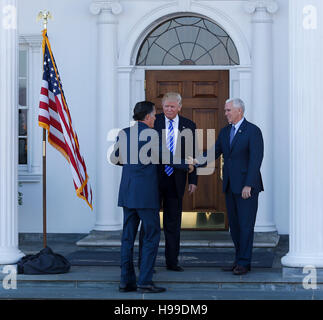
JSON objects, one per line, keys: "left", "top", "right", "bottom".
{"left": 178, "top": 0, "right": 191, "bottom": 11}
{"left": 18, "top": 172, "right": 42, "bottom": 183}
{"left": 90, "top": 0, "right": 123, "bottom": 16}
{"left": 244, "top": 0, "right": 279, "bottom": 14}
{"left": 120, "top": 2, "right": 251, "bottom": 66}
{"left": 19, "top": 34, "right": 42, "bottom": 47}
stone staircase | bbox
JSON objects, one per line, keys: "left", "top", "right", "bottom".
{"left": 0, "top": 265, "right": 322, "bottom": 300}
{"left": 0, "top": 232, "right": 320, "bottom": 299}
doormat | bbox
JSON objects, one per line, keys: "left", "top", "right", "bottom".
{"left": 66, "top": 250, "right": 274, "bottom": 268}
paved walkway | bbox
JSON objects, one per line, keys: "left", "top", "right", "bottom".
{"left": 0, "top": 233, "right": 322, "bottom": 300}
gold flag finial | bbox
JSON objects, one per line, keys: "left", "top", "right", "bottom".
{"left": 37, "top": 10, "right": 52, "bottom": 30}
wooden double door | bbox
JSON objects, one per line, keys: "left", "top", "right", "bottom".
{"left": 145, "top": 70, "right": 229, "bottom": 229}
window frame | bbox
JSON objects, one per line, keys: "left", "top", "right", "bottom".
{"left": 18, "top": 46, "right": 29, "bottom": 171}
{"left": 18, "top": 34, "right": 43, "bottom": 183}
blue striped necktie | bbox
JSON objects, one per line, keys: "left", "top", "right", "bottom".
{"left": 165, "top": 119, "right": 174, "bottom": 176}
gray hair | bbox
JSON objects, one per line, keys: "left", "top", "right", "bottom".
{"left": 226, "top": 98, "right": 245, "bottom": 113}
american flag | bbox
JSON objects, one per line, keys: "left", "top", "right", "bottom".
{"left": 38, "top": 31, "right": 93, "bottom": 209}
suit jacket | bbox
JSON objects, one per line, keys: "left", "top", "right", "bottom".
{"left": 113, "top": 122, "right": 160, "bottom": 209}
{"left": 155, "top": 113, "right": 198, "bottom": 198}
{"left": 111, "top": 121, "right": 190, "bottom": 209}
{"left": 212, "top": 119, "right": 264, "bottom": 194}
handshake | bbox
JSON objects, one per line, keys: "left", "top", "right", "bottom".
{"left": 186, "top": 156, "right": 199, "bottom": 173}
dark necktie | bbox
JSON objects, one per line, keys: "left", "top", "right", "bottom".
{"left": 230, "top": 125, "right": 236, "bottom": 146}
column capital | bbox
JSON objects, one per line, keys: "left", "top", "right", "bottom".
{"left": 244, "top": 0, "right": 279, "bottom": 15}
{"left": 89, "top": 0, "right": 123, "bottom": 16}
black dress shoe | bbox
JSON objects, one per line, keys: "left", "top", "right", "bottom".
{"left": 137, "top": 284, "right": 166, "bottom": 293}
{"left": 222, "top": 264, "right": 237, "bottom": 272}
{"left": 233, "top": 265, "right": 250, "bottom": 275}
{"left": 166, "top": 265, "right": 184, "bottom": 272}
{"left": 119, "top": 283, "right": 137, "bottom": 292}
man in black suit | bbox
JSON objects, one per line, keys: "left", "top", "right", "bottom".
{"left": 191, "top": 98, "right": 264, "bottom": 275}
{"left": 155, "top": 92, "right": 198, "bottom": 272}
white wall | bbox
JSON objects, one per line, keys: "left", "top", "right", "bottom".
{"left": 18, "top": 0, "right": 290, "bottom": 234}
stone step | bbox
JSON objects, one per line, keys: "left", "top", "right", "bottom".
{"left": 2, "top": 266, "right": 322, "bottom": 288}
{"left": 1, "top": 266, "right": 322, "bottom": 299}
{"left": 76, "top": 231, "right": 280, "bottom": 248}
{"left": 0, "top": 284, "right": 321, "bottom": 300}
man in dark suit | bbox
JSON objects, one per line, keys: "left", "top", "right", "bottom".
{"left": 191, "top": 98, "right": 264, "bottom": 275}
{"left": 111, "top": 101, "right": 193, "bottom": 293}
{"left": 155, "top": 92, "right": 197, "bottom": 272}
{"left": 111, "top": 101, "right": 165, "bottom": 293}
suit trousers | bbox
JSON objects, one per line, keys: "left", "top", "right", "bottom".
{"left": 225, "top": 186, "right": 259, "bottom": 267}
{"left": 121, "top": 207, "right": 160, "bottom": 286}
{"left": 160, "top": 173, "right": 183, "bottom": 267}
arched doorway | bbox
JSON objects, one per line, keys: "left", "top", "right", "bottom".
{"left": 136, "top": 15, "right": 240, "bottom": 230}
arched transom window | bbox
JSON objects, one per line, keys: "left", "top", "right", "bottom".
{"left": 136, "top": 16, "right": 240, "bottom": 66}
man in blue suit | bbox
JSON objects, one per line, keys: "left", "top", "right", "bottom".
{"left": 111, "top": 101, "right": 193, "bottom": 293}
{"left": 192, "top": 98, "right": 264, "bottom": 275}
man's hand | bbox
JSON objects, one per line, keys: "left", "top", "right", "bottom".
{"left": 187, "top": 156, "right": 198, "bottom": 165}
{"left": 188, "top": 164, "right": 194, "bottom": 173}
{"left": 242, "top": 186, "right": 252, "bottom": 199}
{"left": 188, "top": 184, "right": 197, "bottom": 194}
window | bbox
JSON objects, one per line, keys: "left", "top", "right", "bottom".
{"left": 136, "top": 16, "right": 239, "bottom": 66}
{"left": 18, "top": 48, "right": 28, "bottom": 166}
{"left": 18, "top": 34, "right": 42, "bottom": 182}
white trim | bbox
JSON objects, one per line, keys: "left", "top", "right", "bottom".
{"left": 118, "top": 65, "right": 251, "bottom": 134}
{"left": 117, "top": 3, "right": 252, "bottom": 126}
{"left": 119, "top": 3, "right": 251, "bottom": 66}
{"left": 18, "top": 34, "right": 43, "bottom": 183}
{"left": 18, "top": 173, "right": 42, "bottom": 183}
{"left": 127, "top": 65, "right": 250, "bottom": 70}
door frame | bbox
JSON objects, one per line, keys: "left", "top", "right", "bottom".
{"left": 145, "top": 69, "right": 230, "bottom": 230}
{"left": 119, "top": 65, "right": 252, "bottom": 126}
{"left": 116, "top": 65, "right": 252, "bottom": 229}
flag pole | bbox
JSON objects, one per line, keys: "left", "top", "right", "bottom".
{"left": 42, "top": 129, "right": 47, "bottom": 248}
{"left": 38, "top": 10, "right": 52, "bottom": 248}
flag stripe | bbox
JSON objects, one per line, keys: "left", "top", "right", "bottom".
{"left": 38, "top": 30, "right": 92, "bottom": 210}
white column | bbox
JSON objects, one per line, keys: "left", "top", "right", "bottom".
{"left": 90, "top": 0, "right": 123, "bottom": 231}
{"left": 117, "top": 66, "right": 134, "bottom": 128}
{"left": 281, "top": 0, "right": 323, "bottom": 268}
{"left": 236, "top": 67, "right": 252, "bottom": 120}
{"left": 0, "top": 0, "right": 24, "bottom": 264}
{"left": 245, "top": 0, "right": 278, "bottom": 232}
